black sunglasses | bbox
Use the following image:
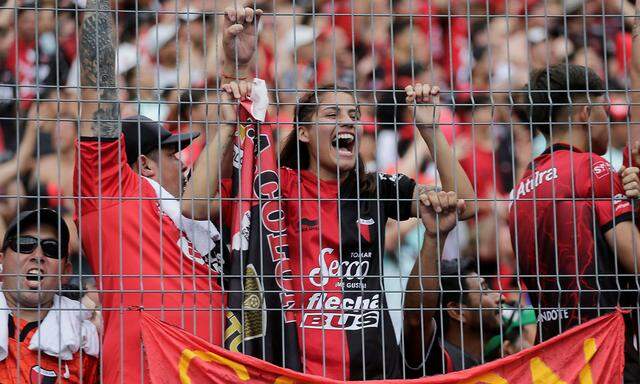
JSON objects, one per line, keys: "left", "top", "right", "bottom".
{"left": 7, "top": 236, "right": 65, "bottom": 259}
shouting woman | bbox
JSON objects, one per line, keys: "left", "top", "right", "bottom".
{"left": 184, "top": 77, "right": 475, "bottom": 380}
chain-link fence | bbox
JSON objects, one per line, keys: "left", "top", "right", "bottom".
{"left": 0, "top": 0, "right": 638, "bottom": 383}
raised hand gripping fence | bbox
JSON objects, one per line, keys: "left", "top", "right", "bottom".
{"left": 0, "top": 0, "right": 638, "bottom": 383}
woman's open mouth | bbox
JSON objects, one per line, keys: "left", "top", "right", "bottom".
{"left": 331, "top": 132, "right": 356, "bottom": 157}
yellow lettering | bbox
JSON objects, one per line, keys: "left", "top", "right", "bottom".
{"left": 458, "top": 373, "right": 508, "bottom": 384}
{"left": 225, "top": 312, "right": 242, "bottom": 352}
{"left": 579, "top": 338, "right": 596, "bottom": 384}
{"left": 530, "top": 357, "right": 567, "bottom": 384}
{"left": 178, "top": 349, "right": 250, "bottom": 384}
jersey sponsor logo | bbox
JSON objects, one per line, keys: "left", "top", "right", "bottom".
{"left": 516, "top": 167, "right": 559, "bottom": 199}
{"left": 356, "top": 217, "right": 375, "bottom": 226}
{"left": 308, "top": 248, "right": 370, "bottom": 288}
{"left": 307, "top": 292, "right": 380, "bottom": 311}
{"left": 302, "top": 292, "right": 381, "bottom": 330}
{"left": 592, "top": 161, "right": 612, "bottom": 179}
{"left": 348, "top": 251, "right": 372, "bottom": 259}
{"left": 301, "top": 312, "right": 380, "bottom": 330}
{"left": 537, "top": 308, "right": 569, "bottom": 323}
{"left": 30, "top": 365, "right": 57, "bottom": 384}
{"left": 178, "top": 236, "right": 224, "bottom": 274}
{"left": 378, "top": 173, "right": 404, "bottom": 183}
{"left": 613, "top": 193, "right": 631, "bottom": 212}
{"left": 356, "top": 217, "right": 374, "bottom": 242}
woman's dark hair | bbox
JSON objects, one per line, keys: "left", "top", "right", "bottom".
{"left": 526, "top": 64, "right": 604, "bottom": 136}
{"left": 280, "top": 85, "right": 377, "bottom": 197}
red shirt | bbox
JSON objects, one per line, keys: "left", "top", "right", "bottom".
{"left": 6, "top": 39, "right": 38, "bottom": 110}
{"left": 0, "top": 316, "right": 98, "bottom": 384}
{"left": 509, "top": 144, "right": 633, "bottom": 339}
{"left": 74, "top": 136, "right": 225, "bottom": 384}
{"left": 622, "top": 144, "right": 639, "bottom": 168}
{"left": 459, "top": 143, "right": 505, "bottom": 200}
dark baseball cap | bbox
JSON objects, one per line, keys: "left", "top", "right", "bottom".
{"left": 1, "top": 209, "right": 70, "bottom": 258}
{"left": 121, "top": 115, "right": 200, "bottom": 165}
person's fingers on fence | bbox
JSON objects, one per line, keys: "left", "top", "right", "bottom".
{"left": 419, "top": 192, "right": 430, "bottom": 208}
{"left": 438, "top": 191, "right": 450, "bottom": 212}
{"left": 624, "top": 183, "right": 640, "bottom": 198}
{"left": 225, "top": 3, "right": 262, "bottom": 28}
{"left": 427, "top": 190, "right": 442, "bottom": 213}
{"left": 429, "top": 85, "right": 440, "bottom": 105}
{"left": 620, "top": 166, "right": 639, "bottom": 184}
{"left": 223, "top": 2, "right": 262, "bottom": 68}
{"left": 423, "top": 190, "right": 462, "bottom": 234}
{"left": 244, "top": 7, "right": 255, "bottom": 23}
{"left": 405, "top": 85, "right": 416, "bottom": 104}
{"left": 238, "top": 81, "right": 252, "bottom": 100}
{"left": 456, "top": 198, "right": 467, "bottom": 215}
{"left": 229, "top": 82, "right": 242, "bottom": 100}
{"left": 419, "top": 192, "right": 434, "bottom": 226}
{"left": 413, "top": 83, "right": 438, "bottom": 104}
{"left": 415, "top": 83, "right": 425, "bottom": 102}
{"left": 225, "top": 23, "right": 245, "bottom": 38}
{"left": 224, "top": 5, "right": 238, "bottom": 23}
{"left": 238, "top": 81, "right": 247, "bottom": 99}
{"left": 410, "top": 83, "right": 440, "bottom": 130}
{"left": 621, "top": 166, "right": 640, "bottom": 198}
{"left": 445, "top": 191, "right": 458, "bottom": 212}
{"left": 422, "top": 84, "right": 432, "bottom": 103}
{"left": 433, "top": 191, "right": 446, "bottom": 213}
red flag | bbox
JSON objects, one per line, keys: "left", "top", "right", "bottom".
{"left": 142, "top": 309, "right": 626, "bottom": 384}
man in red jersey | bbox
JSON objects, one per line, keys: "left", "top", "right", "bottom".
{"left": 509, "top": 63, "right": 640, "bottom": 382}
{"left": 623, "top": 1, "right": 640, "bottom": 185}
{"left": 74, "top": 0, "right": 261, "bottom": 382}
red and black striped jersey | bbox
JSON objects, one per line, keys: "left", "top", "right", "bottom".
{"left": 280, "top": 168, "right": 416, "bottom": 380}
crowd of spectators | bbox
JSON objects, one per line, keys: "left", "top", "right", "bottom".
{"left": 0, "top": 0, "right": 639, "bottom": 381}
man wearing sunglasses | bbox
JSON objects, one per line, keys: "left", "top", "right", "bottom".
{"left": 0, "top": 208, "right": 99, "bottom": 383}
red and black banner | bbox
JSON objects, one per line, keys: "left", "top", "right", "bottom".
{"left": 224, "top": 79, "right": 301, "bottom": 371}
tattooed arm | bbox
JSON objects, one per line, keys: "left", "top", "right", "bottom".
{"left": 79, "top": 0, "right": 120, "bottom": 138}
{"left": 627, "top": 1, "right": 640, "bottom": 149}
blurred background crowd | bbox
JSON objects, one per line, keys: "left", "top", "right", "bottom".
{"left": 0, "top": 0, "right": 637, "bottom": 333}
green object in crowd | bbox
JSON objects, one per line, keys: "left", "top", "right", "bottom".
{"left": 484, "top": 306, "right": 537, "bottom": 357}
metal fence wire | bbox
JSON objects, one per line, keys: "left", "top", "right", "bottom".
{"left": 0, "top": 0, "right": 638, "bottom": 382}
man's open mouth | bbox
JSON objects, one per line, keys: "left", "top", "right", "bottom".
{"left": 25, "top": 268, "right": 44, "bottom": 282}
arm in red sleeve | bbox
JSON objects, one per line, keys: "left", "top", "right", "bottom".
{"left": 73, "top": 136, "right": 139, "bottom": 215}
